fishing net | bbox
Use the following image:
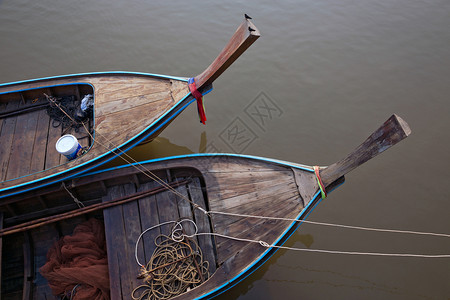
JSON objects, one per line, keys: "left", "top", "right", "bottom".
{"left": 132, "top": 234, "right": 209, "bottom": 300}
{"left": 40, "top": 218, "right": 110, "bottom": 300}
{"left": 45, "top": 94, "right": 92, "bottom": 131}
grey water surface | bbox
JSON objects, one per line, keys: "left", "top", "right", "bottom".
{"left": 1, "top": 0, "right": 449, "bottom": 299}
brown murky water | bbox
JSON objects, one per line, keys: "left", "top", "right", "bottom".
{"left": 1, "top": 0, "right": 449, "bottom": 299}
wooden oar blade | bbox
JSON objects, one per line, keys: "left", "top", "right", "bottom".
{"left": 320, "top": 114, "right": 411, "bottom": 186}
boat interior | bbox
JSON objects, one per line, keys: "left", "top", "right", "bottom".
{"left": 0, "top": 84, "right": 95, "bottom": 183}
{"left": 0, "top": 166, "right": 217, "bottom": 299}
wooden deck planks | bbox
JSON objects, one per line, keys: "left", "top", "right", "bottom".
{"left": 94, "top": 81, "right": 171, "bottom": 103}
{"left": 0, "top": 101, "right": 20, "bottom": 181}
{"left": 1, "top": 233, "right": 25, "bottom": 300}
{"left": 96, "top": 91, "right": 173, "bottom": 118}
{"left": 44, "top": 117, "right": 62, "bottom": 170}
{"left": 169, "top": 79, "right": 190, "bottom": 103}
{"left": 215, "top": 194, "right": 301, "bottom": 245}
{"left": 208, "top": 175, "right": 295, "bottom": 204}
{"left": 187, "top": 178, "right": 217, "bottom": 274}
{"left": 5, "top": 106, "right": 40, "bottom": 180}
{"left": 208, "top": 180, "right": 298, "bottom": 211}
{"left": 120, "top": 183, "right": 145, "bottom": 294}
{"left": 214, "top": 197, "right": 302, "bottom": 264}
{"left": 175, "top": 183, "right": 199, "bottom": 245}
{"left": 30, "top": 224, "right": 60, "bottom": 300}
{"left": 22, "top": 233, "right": 33, "bottom": 300}
{"left": 211, "top": 190, "right": 301, "bottom": 231}
{"left": 136, "top": 181, "right": 161, "bottom": 263}
{"left": 95, "top": 96, "right": 173, "bottom": 136}
{"left": 29, "top": 109, "right": 51, "bottom": 174}
{"left": 103, "top": 185, "right": 133, "bottom": 300}
{"left": 155, "top": 189, "right": 180, "bottom": 237}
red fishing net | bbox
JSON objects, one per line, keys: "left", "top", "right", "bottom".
{"left": 40, "top": 218, "right": 110, "bottom": 300}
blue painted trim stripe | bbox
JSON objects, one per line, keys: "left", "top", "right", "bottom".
{"left": 79, "top": 152, "right": 314, "bottom": 178}
{"left": 0, "top": 71, "right": 188, "bottom": 88}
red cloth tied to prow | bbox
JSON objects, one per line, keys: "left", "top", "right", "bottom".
{"left": 188, "top": 77, "right": 207, "bottom": 124}
{"left": 40, "top": 218, "right": 110, "bottom": 300}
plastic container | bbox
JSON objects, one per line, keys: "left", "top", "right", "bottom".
{"left": 56, "top": 134, "right": 81, "bottom": 160}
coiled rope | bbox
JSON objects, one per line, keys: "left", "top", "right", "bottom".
{"left": 132, "top": 220, "right": 209, "bottom": 300}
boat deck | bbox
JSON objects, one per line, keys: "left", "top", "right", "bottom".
{"left": 0, "top": 74, "right": 190, "bottom": 198}
{"left": 0, "top": 168, "right": 218, "bottom": 300}
{"left": 0, "top": 84, "right": 94, "bottom": 182}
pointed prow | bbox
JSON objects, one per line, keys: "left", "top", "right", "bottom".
{"left": 194, "top": 14, "right": 260, "bottom": 89}
{"left": 320, "top": 114, "right": 411, "bottom": 186}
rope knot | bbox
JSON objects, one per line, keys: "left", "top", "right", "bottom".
{"left": 137, "top": 266, "right": 154, "bottom": 284}
{"left": 314, "top": 166, "right": 327, "bottom": 199}
{"left": 259, "top": 241, "right": 270, "bottom": 248}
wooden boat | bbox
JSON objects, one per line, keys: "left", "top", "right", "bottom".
{"left": 0, "top": 15, "right": 260, "bottom": 199}
{"left": 0, "top": 115, "right": 410, "bottom": 299}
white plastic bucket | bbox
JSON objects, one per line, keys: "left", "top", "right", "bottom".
{"left": 56, "top": 134, "right": 81, "bottom": 160}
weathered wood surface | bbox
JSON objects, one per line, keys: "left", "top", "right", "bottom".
{"left": 102, "top": 175, "right": 217, "bottom": 300}
{"left": 320, "top": 114, "right": 411, "bottom": 186}
{"left": 0, "top": 74, "right": 190, "bottom": 198}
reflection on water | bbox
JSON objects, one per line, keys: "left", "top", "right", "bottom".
{"left": 102, "top": 137, "right": 194, "bottom": 169}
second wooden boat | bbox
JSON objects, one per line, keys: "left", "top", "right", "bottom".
{"left": 0, "top": 114, "right": 410, "bottom": 299}
{"left": 0, "top": 15, "right": 260, "bottom": 199}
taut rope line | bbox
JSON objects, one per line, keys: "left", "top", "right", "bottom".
{"left": 204, "top": 211, "right": 450, "bottom": 239}
{"left": 139, "top": 219, "right": 450, "bottom": 259}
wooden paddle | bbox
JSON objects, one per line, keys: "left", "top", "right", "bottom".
{"left": 194, "top": 14, "right": 260, "bottom": 89}
{"left": 320, "top": 114, "right": 411, "bottom": 187}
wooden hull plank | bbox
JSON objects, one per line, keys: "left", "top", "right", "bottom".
{"left": 175, "top": 183, "right": 201, "bottom": 246}
{"left": 6, "top": 107, "right": 40, "bottom": 180}
{"left": 0, "top": 101, "right": 20, "bottom": 181}
{"left": 103, "top": 185, "right": 132, "bottom": 299}
{"left": 121, "top": 183, "right": 146, "bottom": 293}
{"left": 29, "top": 109, "right": 51, "bottom": 174}
{"left": 137, "top": 181, "right": 162, "bottom": 263}
{"left": 30, "top": 224, "right": 60, "bottom": 300}
{"left": 188, "top": 178, "right": 217, "bottom": 274}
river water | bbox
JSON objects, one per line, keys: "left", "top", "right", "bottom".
{"left": 1, "top": 0, "right": 449, "bottom": 299}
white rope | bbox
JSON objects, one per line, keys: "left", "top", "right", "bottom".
{"left": 192, "top": 232, "right": 450, "bottom": 259}
{"left": 136, "top": 219, "right": 450, "bottom": 260}
{"left": 61, "top": 182, "right": 85, "bottom": 208}
{"left": 205, "top": 210, "right": 450, "bottom": 239}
